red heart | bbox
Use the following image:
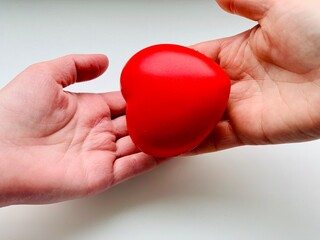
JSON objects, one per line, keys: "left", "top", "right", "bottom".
{"left": 121, "top": 44, "right": 230, "bottom": 157}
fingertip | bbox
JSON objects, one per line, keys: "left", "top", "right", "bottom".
{"left": 215, "top": 0, "right": 271, "bottom": 21}
{"left": 191, "top": 121, "right": 243, "bottom": 155}
{"left": 113, "top": 153, "right": 157, "bottom": 184}
{"left": 73, "top": 54, "right": 109, "bottom": 82}
{"left": 190, "top": 39, "right": 223, "bottom": 62}
{"left": 216, "top": 0, "right": 233, "bottom": 14}
{"left": 93, "top": 54, "right": 109, "bottom": 73}
{"left": 102, "top": 91, "right": 127, "bottom": 118}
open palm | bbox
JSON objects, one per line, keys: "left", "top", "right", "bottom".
{"left": 193, "top": 0, "right": 320, "bottom": 153}
{"left": 0, "top": 54, "right": 157, "bottom": 206}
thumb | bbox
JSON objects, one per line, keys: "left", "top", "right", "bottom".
{"left": 28, "top": 54, "right": 109, "bottom": 88}
{"left": 216, "top": 0, "right": 272, "bottom": 21}
{"left": 53, "top": 54, "right": 109, "bottom": 87}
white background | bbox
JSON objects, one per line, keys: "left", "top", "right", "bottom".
{"left": 1, "top": 1, "right": 320, "bottom": 239}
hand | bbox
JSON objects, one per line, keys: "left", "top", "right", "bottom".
{"left": 0, "top": 54, "right": 158, "bottom": 206}
{"left": 192, "top": 0, "right": 320, "bottom": 153}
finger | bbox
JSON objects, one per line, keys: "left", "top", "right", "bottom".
{"left": 116, "top": 136, "right": 140, "bottom": 158}
{"left": 49, "top": 54, "right": 108, "bottom": 87}
{"left": 102, "top": 91, "right": 126, "bottom": 118}
{"left": 216, "top": 0, "right": 272, "bottom": 21}
{"left": 112, "top": 115, "right": 128, "bottom": 139}
{"left": 190, "top": 120, "right": 244, "bottom": 155}
{"left": 190, "top": 29, "right": 251, "bottom": 70}
{"left": 190, "top": 39, "right": 224, "bottom": 63}
{"left": 113, "top": 152, "right": 158, "bottom": 184}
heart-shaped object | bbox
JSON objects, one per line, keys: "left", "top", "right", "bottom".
{"left": 121, "top": 44, "right": 230, "bottom": 157}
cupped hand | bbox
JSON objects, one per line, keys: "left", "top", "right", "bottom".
{"left": 0, "top": 54, "right": 157, "bottom": 206}
{"left": 192, "top": 0, "right": 320, "bottom": 153}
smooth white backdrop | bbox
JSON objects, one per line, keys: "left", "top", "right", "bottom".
{"left": 0, "top": 1, "right": 319, "bottom": 239}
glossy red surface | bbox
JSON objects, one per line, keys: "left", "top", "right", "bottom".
{"left": 121, "top": 44, "right": 230, "bottom": 157}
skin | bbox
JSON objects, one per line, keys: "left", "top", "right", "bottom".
{"left": 0, "top": 55, "right": 158, "bottom": 206}
{"left": 192, "top": 0, "right": 320, "bottom": 153}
